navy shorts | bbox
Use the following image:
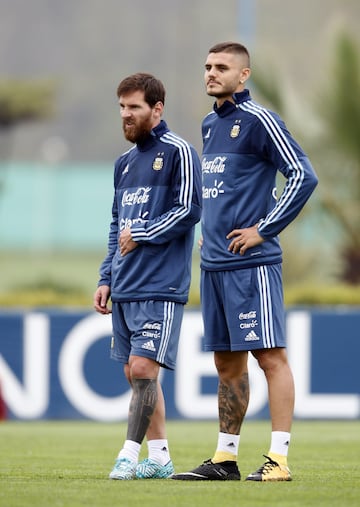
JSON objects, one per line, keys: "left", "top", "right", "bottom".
{"left": 110, "top": 300, "right": 184, "bottom": 370}
{"left": 201, "top": 264, "right": 286, "bottom": 351}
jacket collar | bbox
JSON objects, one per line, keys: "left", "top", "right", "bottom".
{"left": 214, "top": 89, "right": 251, "bottom": 117}
{"left": 137, "top": 120, "right": 169, "bottom": 151}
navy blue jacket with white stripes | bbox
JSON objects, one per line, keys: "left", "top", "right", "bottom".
{"left": 201, "top": 89, "right": 318, "bottom": 271}
{"left": 98, "top": 120, "right": 202, "bottom": 303}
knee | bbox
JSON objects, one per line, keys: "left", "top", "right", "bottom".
{"left": 129, "top": 356, "right": 159, "bottom": 380}
{"left": 124, "top": 364, "right": 131, "bottom": 384}
{"left": 253, "top": 348, "right": 289, "bottom": 374}
{"left": 214, "top": 351, "right": 248, "bottom": 382}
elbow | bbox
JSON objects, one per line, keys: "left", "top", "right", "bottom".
{"left": 191, "top": 203, "right": 202, "bottom": 224}
{"left": 309, "top": 172, "right": 319, "bottom": 193}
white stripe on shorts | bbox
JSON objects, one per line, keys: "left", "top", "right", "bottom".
{"left": 157, "top": 301, "right": 175, "bottom": 364}
{"left": 257, "top": 266, "right": 275, "bottom": 348}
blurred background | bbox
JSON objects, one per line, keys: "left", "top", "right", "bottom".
{"left": 0, "top": 0, "right": 359, "bottom": 307}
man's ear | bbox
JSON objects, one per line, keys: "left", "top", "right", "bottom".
{"left": 153, "top": 101, "right": 164, "bottom": 117}
{"left": 240, "top": 67, "right": 251, "bottom": 84}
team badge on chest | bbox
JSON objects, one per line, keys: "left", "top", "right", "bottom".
{"left": 230, "top": 120, "right": 241, "bottom": 138}
{"left": 153, "top": 153, "right": 164, "bottom": 170}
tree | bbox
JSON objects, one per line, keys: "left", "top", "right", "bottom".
{"left": 0, "top": 79, "right": 55, "bottom": 128}
{"left": 0, "top": 79, "right": 56, "bottom": 159}
{"left": 251, "top": 31, "right": 360, "bottom": 285}
{"left": 317, "top": 32, "right": 360, "bottom": 284}
{"left": 0, "top": 79, "right": 56, "bottom": 193}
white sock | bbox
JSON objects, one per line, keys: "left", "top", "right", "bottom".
{"left": 269, "top": 431, "right": 291, "bottom": 457}
{"left": 118, "top": 440, "right": 141, "bottom": 463}
{"left": 147, "top": 439, "right": 171, "bottom": 465}
{"left": 216, "top": 432, "right": 240, "bottom": 456}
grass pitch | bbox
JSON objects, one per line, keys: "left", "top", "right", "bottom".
{"left": 0, "top": 420, "right": 359, "bottom": 507}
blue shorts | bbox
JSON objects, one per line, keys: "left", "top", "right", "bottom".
{"left": 201, "top": 264, "right": 286, "bottom": 351}
{"left": 110, "top": 300, "right": 184, "bottom": 370}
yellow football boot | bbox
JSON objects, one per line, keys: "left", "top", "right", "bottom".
{"left": 246, "top": 455, "right": 292, "bottom": 482}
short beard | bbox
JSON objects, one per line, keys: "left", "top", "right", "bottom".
{"left": 207, "top": 90, "right": 230, "bottom": 99}
{"left": 123, "top": 126, "right": 151, "bottom": 144}
{"left": 123, "top": 117, "right": 153, "bottom": 144}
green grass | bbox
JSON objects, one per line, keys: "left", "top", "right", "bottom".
{"left": 0, "top": 250, "right": 202, "bottom": 307}
{"left": 0, "top": 420, "right": 359, "bottom": 507}
{"left": 1, "top": 250, "right": 360, "bottom": 308}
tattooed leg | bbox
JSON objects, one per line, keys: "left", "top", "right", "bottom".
{"left": 218, "top": 372, "right": 249, "bottom": 434}
{"left": 214, "top": 350, "right": 249, "bottom": 435}
{"left": 127, "top": 378, "right": 158, "bottom": 444}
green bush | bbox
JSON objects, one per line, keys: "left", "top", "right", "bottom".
{"left": 0, "top": 279, "right": 92, "bottom": 309}
{"left": 0, "top": 281, "right": 359, "bottom": 308}
{"left": 284, "top": 283, "right": 360, "bottom": 306}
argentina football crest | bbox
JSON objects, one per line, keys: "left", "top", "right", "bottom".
{"left": 152, "top": 152, "right": 164, "bottom": 170}
{"left": 230, "top": 120, "right": 241, "bottom": 138}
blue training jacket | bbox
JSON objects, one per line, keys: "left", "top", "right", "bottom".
{"left": 99, "top": 120, "right": 202, "bottom": 303}
{"left": 201, "top": 89, "right": 318, "bottom": 271}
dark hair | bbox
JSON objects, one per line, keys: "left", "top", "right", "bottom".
{"left": 116, "top": 73, "right": 165, "bottom": 107}
{"left": 208, "top": 42, "right": 250, "bottom": 67}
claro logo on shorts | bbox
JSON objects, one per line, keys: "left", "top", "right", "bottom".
{"left": 142, "top": 322, "right": 161, "bottom": 339}
{"left": 240, "top": 320, "right": 258, "bottom": 329}
{"left": 239, "top": 311, "right": 258, "bottom": 330}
